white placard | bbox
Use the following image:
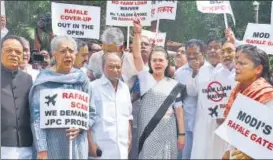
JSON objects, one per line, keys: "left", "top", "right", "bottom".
{"left": 151, "top": 0, "right": 177, "bottom": 21}
{"left": 40, "top": 89, "right": 89, "bottom": 130}
{"left": 106, "top": 1, "right": 152, "bottom": 26}
{"left": 196, "top": 0, "right": 235, "bottom": 25}
{"left": 1, "top": 0, "right": 5, "bottom": 16}
{"left": 51, "top": 2, "right": 101, "bottom": 39}
{"left": 199, "top": 77, "right": 236, "bottom": 119}
{"left": 142, "top": 29, "right": 166, "bottom": 47}
{"left": 243, "top": 23, "right": 273, "bottom": 55}
{"left": 215, "top": 94, "right": 273, "bottom": 159}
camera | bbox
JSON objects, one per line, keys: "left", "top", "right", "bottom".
{"left": 31, "top": 50, "right": 44, "bottom": 64}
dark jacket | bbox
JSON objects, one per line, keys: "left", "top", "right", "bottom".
{"left": 1, "top": 64, "right": 33, "bottom": 147}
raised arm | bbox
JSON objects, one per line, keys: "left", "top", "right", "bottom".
{"left": 132, "top": 18, "right": 145, "bottom": 72}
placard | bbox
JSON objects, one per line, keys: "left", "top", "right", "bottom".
{"left": 215, "top": 94, "right": 273, "bottom": 159}
{"left": 151, "top": 0, "right": 177, "bottom": 21}
{"left": 142, "top": 29, "right": 166, "bottom": 47}
{"left": 243, "top": 23, "right": 273, "bottom": 55}
{"left": 51, "top": 2, "right": 100, "bottom": 39}
{"left": 40, "top": 89, "right": 89, "bottom": 130}
{"left": 199, "top": 77, "right": 236, "bottom": 119}
{"left": 196, "top": 0, "right": 235, "bottom": 25}
{"left": 106, "top": 0, "right": 152, "bottom": 26}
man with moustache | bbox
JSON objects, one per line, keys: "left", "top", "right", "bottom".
{"left": 187, "top": 39, "right": 228, "bottom": 159}
{"left": 215, "top": 42, "right": 236, "bottom": 79}
{"left": 1, "top": 35, "right": 33, "bottom": 159}
{"left": 19, "top": 37, "right": 40, "bottom": 81}
{"left": 88, "top": 53, "right": 133, "bottom": 159}
{"left": 175, "top": 39, "right": 208, "bottom": 160}
{"left": 175, "top": 45, "right": 188, "bottom": 70}
{"left": 73, "top": 39, "right": 89, "bottom": 74}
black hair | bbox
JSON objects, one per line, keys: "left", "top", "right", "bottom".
{"left": 148, "top": 45, "right": 171, "bottom": 78}
{"left": 1, "top": 35, "right": 24, "bottom": 50}
{"left": 74, "top": 39, "right": 87, "bottom": 52}
{"left": 236, "top": 44, "right": 273, "bottom": 85}
{"left": 207, "top": 38, "right": 223, "bottom": 46}
{"left": 185, "top": 39, "right": 206, "bottom": 54}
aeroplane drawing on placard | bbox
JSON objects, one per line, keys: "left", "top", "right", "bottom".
{"left": 45, "top": 94, "right": 58, "bottom": 106}
{"left": 208, "top": 105, "right": 218, "bottom": 118}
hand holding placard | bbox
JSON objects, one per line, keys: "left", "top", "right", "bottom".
{"left": 66, "top": 128, "right": 80, "bottom": 140}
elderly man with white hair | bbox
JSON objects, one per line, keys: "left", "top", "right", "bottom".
{"left": 29, "top": 35, "right": 95, "bottom": 159}
{"left": 87, "top": 27, "right": 138, "bottom": 85}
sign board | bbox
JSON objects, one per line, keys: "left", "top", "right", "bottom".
{"left": 196, "top": 0, "right": 235, "bottom": 25}
{"left": 1, "top": 0, "right": 5, "bottom": 16}
{"left": 106, "top": 0, "right": 152, "bottom": 26}
{"left": 243, "top": 23, "right": 273, "bottom": 55}
{"left": 199, "top": 77, "right": 236, "bottom": 119}
{"left": 51, "top": 2, "right": 101, "bottom": 39}
{"left": 40, "top": 89, "right": 89, "bottom": 130}
{"left": 151, "top": 0, "right": 177, "bottom": 21}
{"left": 215, "top": 94, "right": 273, "bottom": 159}
{"left": 142, "top": 29, "right": 166, "bottom": 47}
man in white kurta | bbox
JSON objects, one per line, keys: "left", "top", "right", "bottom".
{"left": 189, "top": 40, "right": 237, "bottom": 159}
{"left": 89, "top": 53, "right": 133, "bottom": 159}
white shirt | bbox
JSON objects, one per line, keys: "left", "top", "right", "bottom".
{"left": 90, "top": 75, "right": 133, "bottom": 159}
{"left": 174, "top": 63, "right": 198, "bottom": 131}
{"left": 1, "top": 146, "right": 32, "bottom": 159}
{"left": 25, "top": 64, "right": 39, "bottom": 82}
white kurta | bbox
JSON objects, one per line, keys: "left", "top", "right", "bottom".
{"left": 26, "top": 64, "right": 39, "bottom": 82}
{"left": 188, "top": 63, "right": 236, "bottom": 159}
{"left": 1, "top": 146, "right": 32, "bottom": 159}
{"left": 89, "top": 75, "right": 133, "bottom": 159}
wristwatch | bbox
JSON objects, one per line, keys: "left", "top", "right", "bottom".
{"left": 178, "top": 133, "right": 186, "bottom": 136}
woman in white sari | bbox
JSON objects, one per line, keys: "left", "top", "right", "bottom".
{"left": 132, "top": 19, "right": 186, "bottom": 159}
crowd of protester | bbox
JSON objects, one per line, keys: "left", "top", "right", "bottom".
{"left": 1, "top": 13, "right": 273, "bottom": 160}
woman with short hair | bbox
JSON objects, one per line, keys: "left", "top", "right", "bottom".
{"left": 29, "top": 35, "right": 95, "bottom": 159}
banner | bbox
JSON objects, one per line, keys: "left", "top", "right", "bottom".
{"left": 151, "top": 0, "right": 177, "bottom": 21}
{"left": 106, "top": 1, "right": 152, "bottom": 26}
{"left": 1, "top": 0, "right": 5, "bottom": 16}
{"left": 199, "top": 77, "right": 236, "bottom": 119}
{"left": 40, "top": 89, "right": 89, "bottom": 130}
{"left": 215, "top": 94, "right": 273, "bottom": 159}
{"left": 243, "top": 23, "right": 273, "bottom": 55}
{"left": 51, "top": 2, "right": 101, "bottom": 39}
{"left": 196, "top": 0, "right": 235, "bottom": 25}
{"left": 142, "top": 29, "right": 166, "bottom": 47}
